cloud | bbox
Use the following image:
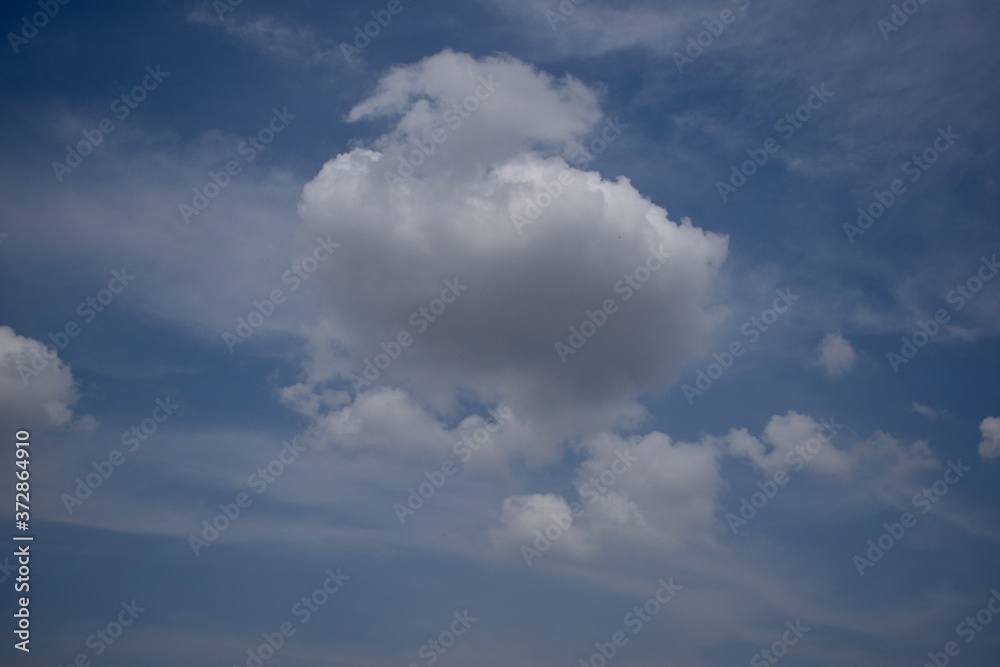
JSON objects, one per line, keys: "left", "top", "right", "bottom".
{"left": 345, "top": 49, "right": 603, "bottom": 168}
{"left": 572, "top": 430, "right": 722, "bottom": 550}
{"left": 0, "top": 111, "right": 311, "bottom": 348}
{"left": 912, "top": 401, "right": 948, "bottom": 420}
{"left": 282, "top": 50, "right": 728, "bottom": 468}
{"left": 490, "top": 427, "right": 724, "bottom": 561}
{"left": 979, "top": 417, "right": 1000, "bottom": 461}
{"left": 0, "top": 326, "right": 86, "bottom": 433}
{"left": 726, "top": 410, "right": 940, "bottom": 483}
{"left": 852, "top": 430, "right": 938, "bottom": 477}
{"left": 816, "top": 332, "right": 857, "bottom": 377}
{"left": 489, "top": 493, "right": 594, "bottom": 560}
{"left": 482, "top": 0, "right": 716, "bottom": 59}
{"left": 485, "top": 427, "right": 731, "bottom": 563}
{"left": 487, "top": 409, "right": 945, "bottom": 564}
{"left": 726, "top": 410, "right": 855, "bottom": 476}
{"left": 186, "top": 9, "right": 339, "bottom": 68}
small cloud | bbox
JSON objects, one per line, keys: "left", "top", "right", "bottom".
{"left": 912, "top": 401, "right": 948, "bottom": 420}
{"left": 726, "top": 410, "right": 855, "bottom": 476}
{"left": 71, "top": 414, "right": 100, "bottom": 432}
{"left": 978, "top": 417, "right": 1000, "bottom": 461}
{"left": 0, "top": 326, "right": 85, "bottom": 432}
{"left": 817, "top": 332, "right": 856, "bottom": 378}
{"left": 186, "top": 9, "right": 338, "bottom": 69}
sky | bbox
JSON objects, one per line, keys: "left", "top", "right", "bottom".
{"left": 1, "top": 0, "right": 1000, "bottom": 665}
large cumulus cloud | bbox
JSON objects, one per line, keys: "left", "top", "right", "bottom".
{"left": 283, "top": 50, "right": 728, "bottom": 469}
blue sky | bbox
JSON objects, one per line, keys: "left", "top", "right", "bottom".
{"left": 1, "top": 1, "right": 1000, "bottom": 665}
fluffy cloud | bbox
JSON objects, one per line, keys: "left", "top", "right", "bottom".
{"left": 574, "top": 430, "right": 722, "bottom": 549}
{"left": 726, "top": 410, "right": 939, "bottom": 482}
{"left": 488, "top": 409, "right": 943, "bottom": 563}
{"left": 0, "top": 326, "right": 84, "bottom": 432}
{"left": 488, "top": 429, "right": 723, "bottom": 562}
{"left": 816, "top": 332, "right": 856, "bottom": 377}
{"left": 726, "top": 410, "right": 854, "bottom": 476}
{"left": 345, "top": 49, "right": 603, "bottom": 163}
{"left": 489, "top": 493, "right": 594, "bottom": 561}
{"left": 282, "top": 50, "right": 728, "bottom": 468}
{"left": 979, "top": 417, "right": 1000, "bottom": 461}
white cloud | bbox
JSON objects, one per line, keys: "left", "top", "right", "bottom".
{"left": 816, "top": 332, "right": 856, "bottom": 377}
{"left": 575, "top": 430, "right": 722, "bottom": 549}
{"left": 282, "top": 50, "right": 728, "bottom": 468}
{"left": 979, "top": 417, "right": 1000, "bottom": 461}
{"left": 726, "top": 411, "right": 940, "bottom": 484}
{"left": 489, "top": 493, "right": 593, "bottom": 560}
{"left": 0, "top": 114, "right": 310, "bottom": 349}
{"left": 912, "top": 401, "right": 948, "bottom": 420}
{"left": 852, "top": 430, "right": 938, "bottom": 477}
{"left": 0, "top": 326, "right": 85, "bottom": 432}
{"left": 727, "top": 410, "right": 854, "bottom": 476}
{"left": 486, "top": 428, "right": 725, "bottom": 562}
{"left": 487, "top": 409, "right": 946, "bottom": 563}
{"left": 345, "top": 49, "right": 603, "bottom": 169}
